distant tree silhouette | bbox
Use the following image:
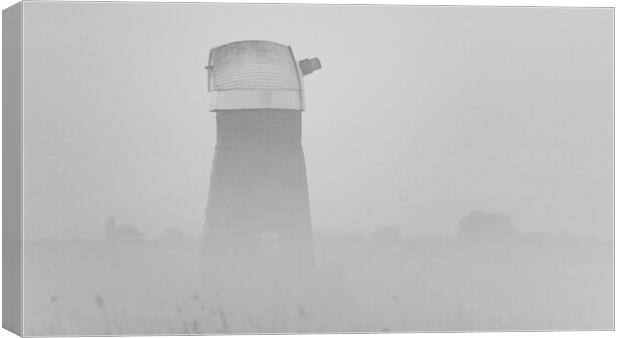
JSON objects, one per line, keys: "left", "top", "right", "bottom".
{"left": 162, "top": 227, "right": 185, "bottom": 241}
{"left": 105, "top": 216, "right": 145, "bottom": 243}
{"left": 370, "top": 225, "right": 402, "bottom": 243}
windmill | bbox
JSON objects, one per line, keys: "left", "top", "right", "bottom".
{"left": 203, "top": 40, "right": 321, "bottom": 278}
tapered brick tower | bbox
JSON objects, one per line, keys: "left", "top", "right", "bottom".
{"left": 203, "top": 41, "right": 321, "bottom": 277}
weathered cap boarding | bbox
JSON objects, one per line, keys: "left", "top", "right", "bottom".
{"left": 206, "top": 40, "right": 320, "bottom": 112}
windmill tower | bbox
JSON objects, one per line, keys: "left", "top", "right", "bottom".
{"left": 203, "top": 41, "right": 321, "bottom": 278}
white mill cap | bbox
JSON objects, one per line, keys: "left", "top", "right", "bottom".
{"left": 206, "top": 40, "right": 320, "bottom": 112}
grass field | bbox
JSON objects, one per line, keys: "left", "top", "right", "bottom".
{"left": 23, "top": 230, "right": 612, "bottom": 335}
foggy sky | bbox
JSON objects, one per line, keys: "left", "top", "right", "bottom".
{"left": 22, "top": 3, "right": 613, "bottom": 240}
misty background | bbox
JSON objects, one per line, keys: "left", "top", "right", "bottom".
{"left": 19, "top": 3, "right": 614, "bottom": 335}
{"left": 23, "top": 3, "right": 612, "bottom": 241}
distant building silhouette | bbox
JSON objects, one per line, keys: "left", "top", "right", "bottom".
{"left": 203, "top": 41, "right": 321, "bottom": 275}
{"left": 457, "top": 210, "right": 515, "bottom": 240}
